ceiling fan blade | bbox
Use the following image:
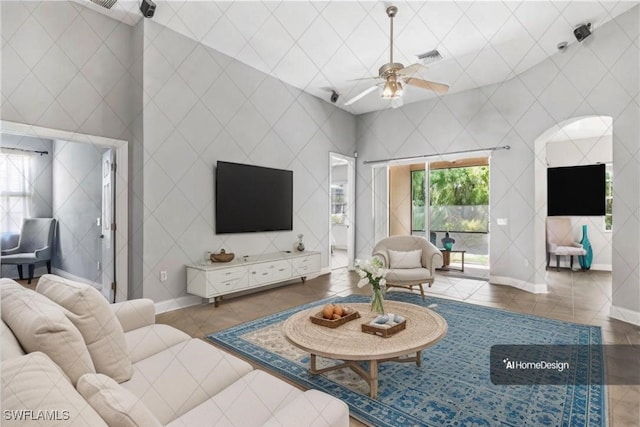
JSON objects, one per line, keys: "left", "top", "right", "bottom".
{"left": 344, "top": 85, "right": 379, "bottom": 106}
{"left": 403, "top": 77, "right": 449, "bottom": 94}
{"left": 397, "top": 63, "right": 428, "bottom": 77}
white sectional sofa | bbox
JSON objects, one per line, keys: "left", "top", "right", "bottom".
{"left": 0, "top": 275, "right": 349, "bottom": 426}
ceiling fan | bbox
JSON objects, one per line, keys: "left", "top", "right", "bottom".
{"left": 344, "top": 5, "right": 449, "bottom": 107}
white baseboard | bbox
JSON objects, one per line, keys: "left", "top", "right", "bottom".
{"left": 320, "top": 267, "right": 332, "bottom": 276}
{"left": 489, "top": 275, "right": 548, "bottom": 294}
{"left": 154, "top": 295, "right": 202, "bottom": 314}
{"left": 609, "top": 305, "right": 640, "bottom": 326}
{"left": 590, "top": 263, "right": 612, "bottom": 272}
{"left": 51, "top": 268, "right": 101, "bottom": 290}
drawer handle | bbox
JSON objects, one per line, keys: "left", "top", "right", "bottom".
{"left": 278, "top": 268, "right": 285, "bottom": 272}
{"left": 225, "top": 272, "right": 232, "bottom": 276}
{"left": 262, "top": 272, "right": 268, "bottom": 276}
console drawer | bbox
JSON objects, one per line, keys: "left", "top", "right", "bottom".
{"left": 209, "top": 267, "right": 249, "bottom": 294}
{"left": 249, "top": 260, "right": 292, "bottom": 286}
{"left": 292, "top": 253, "right": 321, "bottom": 276}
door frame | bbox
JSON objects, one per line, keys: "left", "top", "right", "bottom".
{"left": 329, "top": 152, "right": 356, "bottom": 271}
{"left": 1, "top": 121, "right": 129, "bottom": 302}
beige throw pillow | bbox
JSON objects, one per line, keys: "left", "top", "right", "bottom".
{"left": 388, "top": 249, "right": 423, "bottom": 269}
{"left": 77, "top": 373, "right": 162, "bottom": 427}
{"left": 37, "top": 274, "right": 133, "bottom": 383}
{"left": 1, "top": 283, "right": 96, "bottom": 385}
{"left": 2, "top": 352, "right": 107, "bottom": 427}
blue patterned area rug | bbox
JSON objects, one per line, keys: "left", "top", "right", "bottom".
{"left": 207, "top": 293, "right": 605, "bottom": 427}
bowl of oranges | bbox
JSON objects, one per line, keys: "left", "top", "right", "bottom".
{"left": 309, "top": 303, "right": 360, "bottom": 328}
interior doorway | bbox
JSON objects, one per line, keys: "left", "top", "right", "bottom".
{"left": 329, "top": 153, "right": 355, "bottom": 270}
{"left": 1, "top": 121, "right": 128, "bottom": 302}
{"left": 534, "top": 116, "right": 613, "bottom": 279}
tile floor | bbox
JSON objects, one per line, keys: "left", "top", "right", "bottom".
{"left": 156, "top": 267, "right": 640, "bottom": 427}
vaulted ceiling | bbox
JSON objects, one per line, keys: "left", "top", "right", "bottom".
{"left": 83, "top": 1, "right": 637, "bottom": 114}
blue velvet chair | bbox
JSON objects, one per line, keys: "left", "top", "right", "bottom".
{"left": 1, "top": 218, "right": 56, "bottom": 284}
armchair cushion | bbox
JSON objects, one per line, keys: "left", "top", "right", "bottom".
{"left": 385, "top": 267, "right": 432, "bottom": 283}
{"left": 37, "top": 274, "right": 133, "bottom": 383}
{"left": 388, "top": 249, "right": 423, "bottom": 269}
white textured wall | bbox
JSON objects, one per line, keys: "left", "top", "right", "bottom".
{"left": 141, "top": 21, "right": 356, "bottom": 306}
{"left": 356, "top": 6, "right": 639, "bottom": 312}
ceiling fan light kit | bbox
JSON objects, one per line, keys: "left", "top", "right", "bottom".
{"left": 344, "top": 5, "right": 449, "bottom": 107}
{"left": 382, "top": 75, "right": 403, "bottom": 99}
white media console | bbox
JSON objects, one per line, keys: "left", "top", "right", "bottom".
{"left": 186, "top": 251, "right": 322, "bottom": 306}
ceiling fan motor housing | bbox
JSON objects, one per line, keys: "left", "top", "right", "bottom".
{"left": 379, "top": 63, "right": 404, "bottom": 78}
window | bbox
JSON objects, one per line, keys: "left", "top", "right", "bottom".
{"left": 0, "top": 152, "right": 31, "bottom": 233}
{"left": 331, "top": 185, "right": 346, "bottom": 224}
{"left": 429, "top": 165, "right": 489, "bottom": 233}
{"left": 605, "top": 163, "right": 612, "bottom": 231}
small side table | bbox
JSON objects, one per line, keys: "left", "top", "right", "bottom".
{"left": 436, "top": 249, "right": 466, "bottom": 272}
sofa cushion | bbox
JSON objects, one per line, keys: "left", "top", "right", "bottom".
{"left": 125, "top": 324, "right": 191, "bottom": 363}
{"left": 388, "top": 249, "right": 423, "bottom": 269}
{"left": 36, "top": 274, "right": 133, "bottom": 383}
{"left": 1, "top": 282, "right": 95, "bottom": 385}
{"left": 1, "top": 320, "right": 25, "bottom": 361}
{"left": 77, "top": 373, "right": 162, "bottom": 427}
{"left": 121, "top": 339, "right": 253, "bottom": 424}
{"left": 2, "top": 352, "right": 107, "bottom": 427}
{"left": 165, "top": 370, "right": 301, "bottom": 427}
{"left": 263, "top": 389, "right": 350, "bottom": 427}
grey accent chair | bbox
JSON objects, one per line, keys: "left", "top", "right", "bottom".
{"left": 1, "top": 218, "right": 56, "bottom": 284}
{"left": 372, "top": 235, "right": 443, "bottom": 301}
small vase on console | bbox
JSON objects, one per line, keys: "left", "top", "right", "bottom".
{"left": 578, "top": 224, "right": 593, "bottom": 270}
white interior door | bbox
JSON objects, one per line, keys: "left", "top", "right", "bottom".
{"left": 101, "top": 149, "right": 115, "bottom": 301}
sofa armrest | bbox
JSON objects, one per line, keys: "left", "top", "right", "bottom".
{"left": 262, "top": 390, "right": 349, "bottom": 427}
{"left": 111, "top": 299, "right": 155, "bottom": 332}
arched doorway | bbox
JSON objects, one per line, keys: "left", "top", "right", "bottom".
{"left": 534, "top": 116, "right": 613, "bottom": 289}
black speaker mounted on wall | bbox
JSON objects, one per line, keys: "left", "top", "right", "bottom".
{"left": 140, "top": 0, "right": 156, "bottom": 18}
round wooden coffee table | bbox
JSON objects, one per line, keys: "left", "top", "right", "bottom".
{"left": 282, "top": 301, "right": 447, "bottom": 399}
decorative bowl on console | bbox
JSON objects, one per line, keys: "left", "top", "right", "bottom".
{"left": 210, "top": 249, "right": 235, "bottom": 263}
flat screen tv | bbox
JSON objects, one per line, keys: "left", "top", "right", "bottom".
{"left": 547, "top": 164, "right": 605, "bottom": 216}
{"left": 215, "top": 161, "right": 293, "bottom": 233}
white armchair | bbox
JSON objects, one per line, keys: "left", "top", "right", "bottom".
{"left": 546, "top": 217, "right": 586, "bottom": 271}
{"left": 372, "top": 235, "right": 443, "bottom": 300}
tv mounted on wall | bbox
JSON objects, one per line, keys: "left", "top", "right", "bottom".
{"left": 215, "top": 161, "right": 293, "bottom": 234}
{"left": 547, "top": 164, "right": 605, "bottom": 216}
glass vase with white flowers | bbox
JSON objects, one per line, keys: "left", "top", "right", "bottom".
{"left": 355, "top": 258, "right": 388, "bottom": 314}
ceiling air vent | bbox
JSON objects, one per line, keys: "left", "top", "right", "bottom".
{"left": 417, "top": 49, "right": 443, "bottom": 65}
{"left": 90, "top": 0, "right": 117, "bottom": 9}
